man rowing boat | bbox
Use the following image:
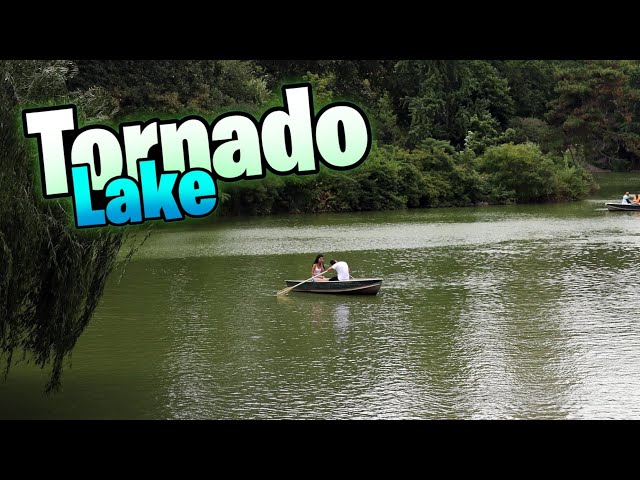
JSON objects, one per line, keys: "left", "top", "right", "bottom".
{"left": 325, "top": 259, "right": 350, "bottom": 281}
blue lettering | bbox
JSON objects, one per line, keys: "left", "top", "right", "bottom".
{"left": 139, "top": 160, "right": 183, "bottom": 221}
{"left": 178, "top": 170, "right": 217, "bottom": 217}
{"left": 105, "top": 177, "right": 143, "bottom": 225}
{"left": 71, "top": 165, "right": 106, "bottom": 227}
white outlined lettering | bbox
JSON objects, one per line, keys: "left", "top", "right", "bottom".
{"left": 21, "top": 83, "right": 372, "bottom": 228}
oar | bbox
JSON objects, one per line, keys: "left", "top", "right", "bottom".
{"left": 276, "top": 270, "right": 329, "bottom": 296}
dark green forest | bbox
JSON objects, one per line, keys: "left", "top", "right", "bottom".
{"left": 2, "top": 59, "right": 638, "bottom": 389}
{"left": 62, "top": 60, "right": 640, "bottom": 213}
{"left": 63, "top": 60, "right": 639, "bottom": 213}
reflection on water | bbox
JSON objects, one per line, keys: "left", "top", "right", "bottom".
{"left": 3, "top": 188, "right": 640, "bottom": 418}
{"left": 334, "top": 303, "right": 350, "bottom": 337}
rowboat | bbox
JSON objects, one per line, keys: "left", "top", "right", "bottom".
{"left": 606, "top": 202, "right": 640, "bottom": 211}
{"left": 284, "top": 278, "right": 383, "bottom": 295}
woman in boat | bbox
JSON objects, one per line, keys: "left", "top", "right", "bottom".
{"left": 633, "top": 194, "right": 640, "bottom": 204}
{"left": 311, "top": 254, "right": 328, "bottom": 281}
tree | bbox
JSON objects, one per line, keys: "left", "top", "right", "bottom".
{"left": 546, "top": 60, "right": 640, "bottom": 170}
{"left": 477, "top": 143, "right": 560, "bottom": 202}
{"left": 69, "top": 60, "right": 270, "bottom": 115}
{"left": 393, "top": 60, "right": 514, "bottom": 148}
{"left": 0, "top": 61, "right": 135, "bottom": 392}
{"left": 492, "top": 60, "right": 559, "bottom": 118}
{"left": 257, "top": 60, "right": 395, "bottom": 107}
{"left": 464, "top": 111, "right": 515, "bottom": 155}
{"left": 509, "top": 117, "right": 563, "bottom": 154}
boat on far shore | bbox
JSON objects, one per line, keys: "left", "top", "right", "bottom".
{"left": 606, "top": 202, "right": 640, "bottom": 211}
{"left": 284, "top": 278, "right": 382, "bottom": 295}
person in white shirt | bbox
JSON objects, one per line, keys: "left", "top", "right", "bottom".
{"left": 622, "top": 192, "right": 631, "bottom": 204}
{"left": 326, "top": 259, "right": 350, "bottom": 281}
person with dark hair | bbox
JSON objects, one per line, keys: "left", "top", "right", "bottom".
{"left": 311, "top": 254, "right": 328, "bottom": 281}
{"left": 325, "top": 259, "right": 350, "bottom": 281}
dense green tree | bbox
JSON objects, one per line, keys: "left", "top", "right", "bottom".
{"left": 69, "top": 60, "right": 270, "bottom": 114}
{"left": 477, "top": 143, "right": 592, "bottom": 203}
{"left": 477, "top": 143, "right": 555, "bottom": 202}
{"left": 546, "top": 60, "right": 640, "bottom": 170}
{"left": 464, "top": 111, "right": 516, "bottom": 155}
{"left": 493, "top": 60, "right": 560, "bottom": 118}
{"left": 508, "top": 117, "right": 564, "bottom": 154}
{"left": 393, "top": 60, "right": 514, "bottom": 148}
{"left": 258, "top": 60, "right": 394, "bottom": 105}
{"left": 0, "top": 61, "right": 133, "bottom": 392}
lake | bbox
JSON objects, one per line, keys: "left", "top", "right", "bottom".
{"left": 2, "top": 173, "right": 640, "bottom": 419}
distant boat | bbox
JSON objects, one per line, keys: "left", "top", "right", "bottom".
{"left": 284, "top": 278, "right": 382, "bottom": 295}
{"left": 606, "top": 203, "right": 640, "bottom": 211}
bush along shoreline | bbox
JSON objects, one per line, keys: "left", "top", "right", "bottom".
{"left": 217, "top": 141, "right": 596, "bottom": 217}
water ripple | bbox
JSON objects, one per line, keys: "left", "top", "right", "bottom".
{"left": 3, "top": 201, "right": 640, "bottom": 419}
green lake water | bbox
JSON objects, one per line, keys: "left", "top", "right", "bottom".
{"left": 2, "top": 173, "right": 640, "bottom": 419}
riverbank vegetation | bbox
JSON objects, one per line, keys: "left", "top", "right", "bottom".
{"left": 69, "top": 59, "right": 640, "bottom": 214}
